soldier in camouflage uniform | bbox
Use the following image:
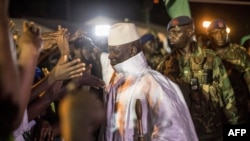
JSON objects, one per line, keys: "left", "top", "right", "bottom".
{"left": 157, "top": 16, "right": 240, "bottom": 141}
{"left": 207, "top": 19, "right": 250, "bottom": 123}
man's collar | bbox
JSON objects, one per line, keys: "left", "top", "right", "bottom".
{"left": 113, "top": 52, "right": 148, "bottom": 75}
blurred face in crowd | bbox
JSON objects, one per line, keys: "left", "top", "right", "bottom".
{"left": 142, "top": 39, "right": 160, "bottom": 55}
{"left": 70, "top": 37, "right": 92, "bottom": 62}
{"left": 108, "top": 42, "right": 136, "bottom": 66}
{"left": 208, "top": 28, "right": 229, "bottom": 47}
{"left": 167, "top": 25, "right": 192, "bottom": 50}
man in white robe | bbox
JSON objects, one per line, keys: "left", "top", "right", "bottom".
{"left": 85, "top": 23, "right": 198, "bottom": 141}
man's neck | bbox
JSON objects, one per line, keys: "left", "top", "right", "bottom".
{"left": 178, "top": 42, "right": 195, "bottom": 59}
{"left": 212, "top": 42, "right": 230, "bottom": 55}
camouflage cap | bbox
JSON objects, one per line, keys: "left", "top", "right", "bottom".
{"left": 167, "top": 16, "right": 194, "bottom": 31}
{"left": 207, "top": 19, "right": 227, "bottom": 32}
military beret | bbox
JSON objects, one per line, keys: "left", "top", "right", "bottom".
{"left": 240, "top": 34, "right": 250, "bottom": 46}
{"left": 140, "top": 33, "right": 155, "bottom": 44}
{"left": 167, "top": 16, "right": 194, "bottom": 31}
{"left": 207, "top": 19, "right": 227, "bottom": 32}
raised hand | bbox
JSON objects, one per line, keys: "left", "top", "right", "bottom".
{"left": 72, "top": 64, "right": 105, "bottom": 89}
{"left": 56, "top": 25, "right": 70, "bottom": 56}
{"left": 33, "top": 120, "right": 54, "bottom": 141}
{"left": 48, "top": 55, "right": 86, "bottom": 85}
{"left": 8, "top": 20, "right": 15, "bottom": 32}
{"left": 18, "top": 21, "right": 43, "bottom": 52}
{"left": 8, "top": 20, "right": 20, "bottom": 41}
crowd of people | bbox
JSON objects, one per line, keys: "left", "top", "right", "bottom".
{"left": 1, "top": 0, "right": 250, "bottom": 141}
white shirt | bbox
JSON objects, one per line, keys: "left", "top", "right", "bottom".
{"left": 100, "top": 52, "right": 198, "bottom": 141}
{"left": 13, "top": 109, "right": 36, "bottom": 141}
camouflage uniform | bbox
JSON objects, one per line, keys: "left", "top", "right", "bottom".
{"left": 157, "top": 45, "right": 239, "bottom": 141}
{"left": 210, "top": 43, "right": 250, "bottom": 123}
{"left": 144, "top": 53, "right": 165, "bottom": 70}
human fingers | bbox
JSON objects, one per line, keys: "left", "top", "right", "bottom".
{"left": 58, "top": 55, "right": 69, "bottom": 65}
{"left": 38, "top": 127, "right": 46, "bottom": 141}
{"left": 66, "top": 62, "right": 86, "bottom": 73}
{"left": 46, "top": 130, "right": 53, "bottom": 141}
{"left": 85, "top": 75, "right": 105, "bottom": 89}
{"left": 58, "top": 25, "right": 62, "bottom": 31}
{"left": 22, "top": 21, "right": 29, "bottom": 32}
{"left": 68, "top": 73, "right": 83, "bottom": 79}
{"left": 49, "top": 131, "right": 54, "bottom": 141}
{"left": 63, "top": 58, "right": 84, "bottom": 68}
{"left": 42, "top": 68, "right": 50, "bottom": 76}
{"left": 8, "top": 20, "right": 15, "bottom": 32}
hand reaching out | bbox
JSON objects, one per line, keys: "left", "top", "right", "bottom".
{"left": 56, "top": 25, "right": 70, "bottom": 56}
{"left": 72, "top": 64, "right": 105, "bottom": 89}
{"left": 17, "top": 21, "right": 43, "bottom": 53}
{"left": 48, "top": 55, "right": 86, "bottom": 85}
{"left": 33, "top": 120, "right": 54, "bottom": 141}
{"left": 8, "top": 20, "right": 20, "bottom": 41}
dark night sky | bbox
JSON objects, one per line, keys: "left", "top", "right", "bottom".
{"left": 8, "top": 0, "right": 250, "bottom": 43}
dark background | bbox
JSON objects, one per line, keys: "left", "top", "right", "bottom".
{"left": 8, "top": 0, "right": 250, "bottom": 43}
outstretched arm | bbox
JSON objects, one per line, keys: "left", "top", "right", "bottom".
{"left": 15, "top": 21, "right": 43, "bottom": 129}
{"left": 0, "top": 0, "right": 20, "bottom": 138}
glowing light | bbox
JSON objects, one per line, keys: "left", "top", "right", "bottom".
{"left": 95, "top": 25, "right": 111, "bottom": 36}
{"left": 203, "top": 21, "right": 211, "bottom": 28}
{"left": 153, "top": 0, "right": 159, "bottom": 4}
{"left": 226, "top": 27, "right": 230, "bottom": 33}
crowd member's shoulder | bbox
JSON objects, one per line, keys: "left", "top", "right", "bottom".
{"left": 231, "top": 43, "right": 247, "bottom": 53}
{"left": 156, "top": 53, "right": 172, "bottom": 73}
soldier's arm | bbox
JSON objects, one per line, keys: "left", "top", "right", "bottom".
{"left": 240, "top": 49, "right": 250, "bottom": 93}
{"left": 231, "top": 47, "right": 250, "bottom": 93}
{"left": 213, "top": 56, "right": 239, "bottom": 124}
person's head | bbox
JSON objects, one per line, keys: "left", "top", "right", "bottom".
{"left": 207, "top": 19, "right": 229, "bottom": 48}
{"left": 108, "top": 23, "right": 141, "bottom": 66}
{"left": 140, "top": 33, "right": 160, "bottom": 55}
{"left": 69, "top": 35, "right": 95, "bottom": 65}
{"left": 196, "top": 33, "right": 209, "bottom": 48}
{"left": 166, "top": 16, "right": 195, "bottom": 50}
{"left": 59, "top": 89, "right": 104, "bottom": 141}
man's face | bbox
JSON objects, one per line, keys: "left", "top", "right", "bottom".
{"left": 142, "top": 40, "right": 159, "bottom": 55}
{"left": 167, "top": 26, "right": 191, "bottom": 49}
{"left": 209, "top": 28, "right": 228, "bottom": 47}
{"left": 108, "top": 44, "right": 132, "bottom": 66}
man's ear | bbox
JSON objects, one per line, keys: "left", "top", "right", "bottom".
{"left": 130, "top": 46, "right": 137, "bottom": 56}
{"left": 187, "top": 28, "right": 194, "bottom": 37}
